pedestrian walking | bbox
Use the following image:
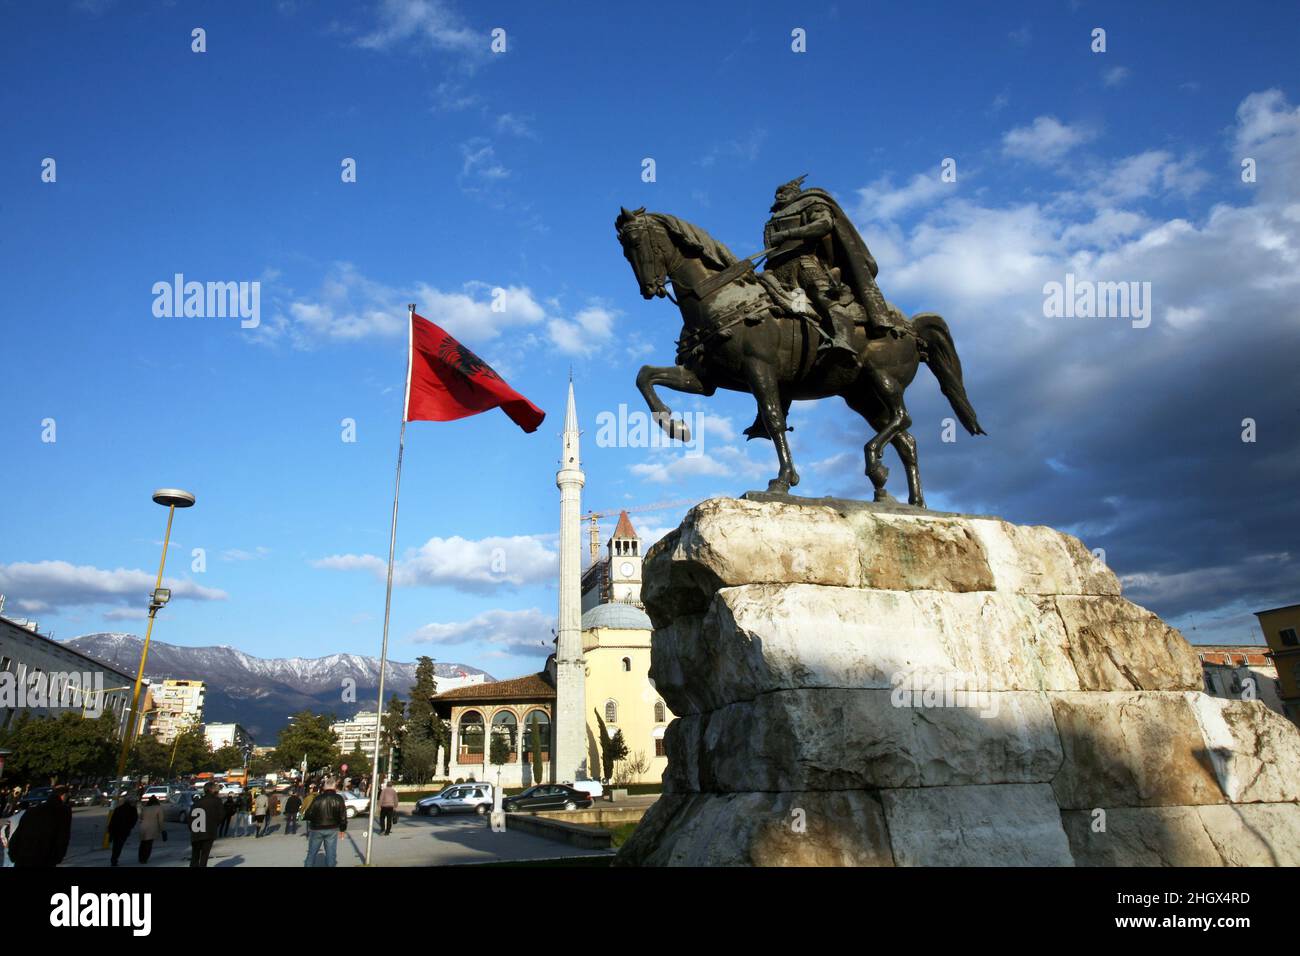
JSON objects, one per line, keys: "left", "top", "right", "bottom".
{"left": 283, "top": 791, "right": 302, "bottom": 835}
{"left": 6, "top": 785, "right": 72, "bottom": 867}
{"left": 378, "top": 780, "right": 399, "bottom": 835}
{"left": 0, "top": 806, "right": 23, "bottom": 867}
{"left": 219, "top": 794, "right": 236, "bottom": 837}
{"left": 107, "top": 794, "right": 138, "bottom": 866}
{"left": 238, "top": 788, "right": 253, "bottom": 836}
{"left": 137, "top": 795, "right": 166, "bottom": 864}
{"left": 303, "top": 778, "right": 347, "bottom": 867}
{"left": 188, "top": 782, "right": 225, "bottom": 867}
{"left": 253, "top": 789, "right": 269, "bottom": 837}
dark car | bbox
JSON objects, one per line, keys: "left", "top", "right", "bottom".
{"left": 17, "top": 787, "right": 54, "bottom": 810}
{"left": 501, "top": 784, "right": 594, "bottom": 813}
{"left": 70, "top": 788, "right": 102, "bottom": 807}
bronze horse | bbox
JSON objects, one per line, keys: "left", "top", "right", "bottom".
{"left": 616, "top": 206, "right": 985, "bottom": 505}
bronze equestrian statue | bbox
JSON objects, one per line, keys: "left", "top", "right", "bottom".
{"left": 617, "top": 178, "right": 985, "bottom": 506}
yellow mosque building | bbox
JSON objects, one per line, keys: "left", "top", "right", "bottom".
{"left": 431, "top": 385, "right": 671, "bottom": 787}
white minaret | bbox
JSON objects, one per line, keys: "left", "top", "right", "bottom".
{"left": 553, "top": 378, "right": 588, "bottom": 782}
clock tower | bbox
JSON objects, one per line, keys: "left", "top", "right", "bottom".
{"left": 607, "top": 510, "right": 643, "bottom": 605}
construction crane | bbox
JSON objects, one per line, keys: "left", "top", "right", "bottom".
{"left": 584, "top": 498, "right": 695, "bottom": 562}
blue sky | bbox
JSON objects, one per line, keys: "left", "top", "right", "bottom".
{"left": 2, "top": 0, "right": 1298, "bottom": 673}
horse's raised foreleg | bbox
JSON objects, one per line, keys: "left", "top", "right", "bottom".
{"left": 742, "top": 359, "right": 799, "bottom": 493}
{"left": 636, "top": 364, "right": 714, "bottom": 443}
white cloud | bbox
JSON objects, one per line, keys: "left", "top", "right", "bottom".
{"left": 256, "top": 263, "right": 547, "bottom": 349}
{"left": 856, "top": 172, "right": 951, "bottom": 223}
{"left": 410, "top": 607, "right": 553, "bottom": 656}
{"left": 357, "top": 0, "right": 481, "bottom": 56}
{"left": 1103, "top": 66, "right": 1131, "bottom": 88}
{"left": 1002, "top": 116, "right": 1098, "bottom": 164}
{"left": 547, "top": 306, "right": 616, "bottom": 356}
{"left": 0, "top": 560, "right": 227, "bottom": 614}
{"left": 315, "top": 534, "right": 556, "bottom": 594}
{"left": 220, "top": 547, "right": 270, "bottom": 562}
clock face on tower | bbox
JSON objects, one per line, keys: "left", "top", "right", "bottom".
{"left": 619, "top": 561, "right": 635, "bottom": 578}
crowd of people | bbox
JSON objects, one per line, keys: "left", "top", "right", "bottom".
{"left": 0, "top": 777, "right": 403, "bottom": 868}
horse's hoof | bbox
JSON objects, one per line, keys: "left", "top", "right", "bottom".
{"left": 789, "top": 471, "right": 800, "bottom": 488}
{"left": 909, "top": 496, "right": 926, "bottom": 509}
{"left": 874, "top": 489, "right": 896, "bottom": 503}
{"left": 766, "top": 479, "right": 791, "bottom": 494}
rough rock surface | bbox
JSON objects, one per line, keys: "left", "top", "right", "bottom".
{"left": 615, "top": 496, "right": 1300, "bottom": 867}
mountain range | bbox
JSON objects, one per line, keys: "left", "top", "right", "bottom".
{"left": 63, "top": 633, "right": 494, "bottom": 741}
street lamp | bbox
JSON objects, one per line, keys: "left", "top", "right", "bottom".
{"left": 102, "top": 487, "right": 195, "bottom": 848}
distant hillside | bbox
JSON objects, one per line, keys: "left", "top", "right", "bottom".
{"left": 63, "top": 633, "right": 493, "bottom": 741}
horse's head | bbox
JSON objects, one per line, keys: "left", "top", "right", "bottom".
{"left": 616, "top": 206, "right": 671, "bottom": 299}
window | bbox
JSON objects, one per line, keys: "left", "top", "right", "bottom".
{"left": 523, "top": 710, "right": 550, "bottom": 762}
{"left": 654, "top": 700, "right": 666, "bottom": 723}
{"left": 655, "top": 738, "right": 666, "bottom": 757}
{"left": 622, "top": 657, "right": 631, "bottom": 672}
{"left": 605, "top": 699, "right": 618, "bottom": 723}
{"left": 491, "top": 711, "right": 518, "bottom": 761}
{"left": 1280, "top": 627, "right": 1299, "bottom": 647}
{"left": 458, "top": 711, "right": 484, "bottom": 761}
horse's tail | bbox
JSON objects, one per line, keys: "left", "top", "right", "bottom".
{"left": 913, "top": 313, "right": 986, "bottom": 436}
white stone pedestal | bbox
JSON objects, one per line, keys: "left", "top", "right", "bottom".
{"left": 615, "top": 496, "right": 1300, "bottom": 866}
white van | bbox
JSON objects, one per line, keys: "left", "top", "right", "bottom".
{"left": 415, "top": 782, "right": 494, "bottom": 816}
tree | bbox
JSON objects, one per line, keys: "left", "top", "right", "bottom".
{"left": 127, "top": 734, "right": 169, "bottom": 779}
{"left": 489, "top": 726, "right": 512, "bottom": 783}
{"left": 439, "top": 718, "right": 452, "bottom": 776}
{"left": 381, "top": 695, "right": 406, "bottom": 779}
{"left": 271, "top": 710, "right": 340, "bottom": 776}
{"left": 167, "top": 724, "right": 213, "bottom": 776}
{"left": 594, "top": 710, "right": 627, "bottom": 783}
{"left": 615, "top": 749, "right": 651, "bottom": 786}
{"left": 529, "top": 719, "right": 544, "bottom": 784}
{"left": 342, "top": 743, "right": 370, "bottom": 783}
{"left": 405, "top": 657, "right": 439, "bottom": 741}
{"left": 210, "top": 744, "right": 245, "bottom": 771}
{"left": 249, "top": 753, "right": 277, "bottom": 776}
{"left": 400, "top": 736, "right": 438, "bottom": 784}
{"left": 5, "top": 712, "right": 118, "bottom": 784}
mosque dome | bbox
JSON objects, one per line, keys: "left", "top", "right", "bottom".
{"left": 581, "top": 602, "right": 652, "bottom": 631}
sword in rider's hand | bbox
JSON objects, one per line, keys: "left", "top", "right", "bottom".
{"left": 692, "top": 241, "right": 799, "bottom": 301}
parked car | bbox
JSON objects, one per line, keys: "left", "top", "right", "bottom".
{"left": 570, "top": 780, "right": 604, "bottom": 799}
{"left": 341, "top": 790, "right": 370, "bottom": 818}
{"left": 415, "top": 783, "right": 494, "bottom": 816}
{"left": 70, "top": 787, "right": 103, "bottom": 807}
{"left": 216, "top": 782, "right": 244, "bottom": 796}
{"left": 165, "top": 791, "right": 197, "bottom": 823}
{"left": 142, "top": 785, "right": 173, "bottom": 801}
{"left": 502, "top": 784, "right": 593, "bottom": 813}
{"left": 17, "top": 787, "right": 54, "bottom": 810}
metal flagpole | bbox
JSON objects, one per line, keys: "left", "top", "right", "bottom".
{"left": 364, "top": 303, "right": 415, "bottom": 866}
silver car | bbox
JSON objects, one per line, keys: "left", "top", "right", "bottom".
{"left": 416, "top": 783, "right": 494, "bottom": 816}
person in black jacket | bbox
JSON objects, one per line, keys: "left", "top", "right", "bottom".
{"left": 284, "top": 791, "right": 303, "bottom": 835}
{"left": 219, "top": 794, "right": 236, "bottom": 837}
{"left": 106, "top": 794, "right": 138, "bottom": 866}
{"left": 303, "top": 778, "right": 347, "bottom": 867}
{"left": 7, "top": 785, "right": 72, "bottom": 867}
{"left": 188, "top": 783, "right": 226, "bottom": 868}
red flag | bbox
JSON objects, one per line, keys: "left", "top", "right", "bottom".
{"left": 404, "top": 312, "right": 546, "bottom": 433}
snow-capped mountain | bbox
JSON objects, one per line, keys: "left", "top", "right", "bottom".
{"left": 64, "top": 633, "right": 493, "bottom": 740}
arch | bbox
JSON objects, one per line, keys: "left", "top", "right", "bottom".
{"left": 605, "top": 699, "right": 618, "bottom": 723}
{"left": 491, "top": 710, "right": 518, "bottom": 761}
{"left": 523, "top": 709, "right": 550, "bottom": 762}
{"left": 458, "top": 709, "right": 484, "bottom": 762}
{"left": 622, "top": 657, "right": 632, "bottom": 672}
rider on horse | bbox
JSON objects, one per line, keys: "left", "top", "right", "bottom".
{"left": 762, "top": 176, "right": 903, "bottom": 362}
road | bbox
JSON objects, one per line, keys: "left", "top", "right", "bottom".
{"left": 57, "top": 804, "right": 611, "bottom": 867}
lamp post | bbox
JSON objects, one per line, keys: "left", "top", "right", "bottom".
{"left": 102, "top": 488, "right": 195, "bottom": 848}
